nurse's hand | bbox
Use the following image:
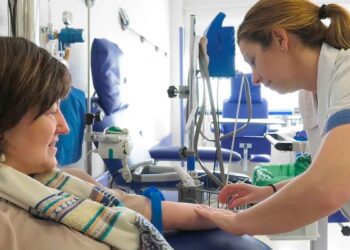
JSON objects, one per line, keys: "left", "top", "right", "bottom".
{"left": 218, "top": 183, "right": 273, "bottom": 208}
{"left": 194, "top": 205, "right": 239, "bottom": 234}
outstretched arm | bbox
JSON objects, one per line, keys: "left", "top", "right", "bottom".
{"left": 63, "top": 167, "right": 215, "bottom": 231}
{"left": 195, "top": 125, "right": 350, "bottom": 235}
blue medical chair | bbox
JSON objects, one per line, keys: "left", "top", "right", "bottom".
{"left": 90, "top": 38, "right": 271, "bottom": 250}
{"left": 221, "top": 74, "right": 271, "bottom": 165}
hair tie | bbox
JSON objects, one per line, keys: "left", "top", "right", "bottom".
{"left": 319, "top": 4, "right": 328, "bottom": 19}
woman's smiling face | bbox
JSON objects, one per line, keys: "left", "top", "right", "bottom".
{"left": 2, "top": 102, "right": 69, "bottom": 174}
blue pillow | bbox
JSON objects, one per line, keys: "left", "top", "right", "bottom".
{"left": 91, "top": 38, "right": 128, "bottom": 115}
{"left": 56, "top": 87, "right": 86, "bottom": 166}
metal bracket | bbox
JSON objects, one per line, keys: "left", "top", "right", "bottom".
{"left": 85, "top": 0, "right": 95, "bottom": 8}
{"left": 119, "top": 8, "right": 130, "bottom": 30}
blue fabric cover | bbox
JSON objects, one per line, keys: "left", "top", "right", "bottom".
{"left": 91, "top": 38, "right": 128, "bottom": 115}
{"left": 56, "top": 87, "right": 86, "bottom": 166}
{"left": 204, "top": 12, "right": 235, "bottom": 77}
{"left": 165, "top": 229, "right": 271, "bottom": 250}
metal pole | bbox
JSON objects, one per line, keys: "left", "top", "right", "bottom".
{"left": 85, "top": 2, "right": 93, "bottom": 175}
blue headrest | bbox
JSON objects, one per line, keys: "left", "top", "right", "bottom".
{"left": 204, "top": 12, "right": 235, "bottom": 77}
{"left": 229, "top": 73, "right": 262, "bottom": 103}
{"left": 91, "top": 38, "right": 128, "bottom": 115}
{"left": 56, "top": 87, "right": 86, "bottom": 166}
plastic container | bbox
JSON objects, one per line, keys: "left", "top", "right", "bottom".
{"left": 177, "top": 182, "right": 204, "bottom": 204}
{"left": 252, "top": 155, "right": 311, "bottom": 186}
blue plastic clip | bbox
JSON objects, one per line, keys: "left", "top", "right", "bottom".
{"left": 142, "top": 186, "right": 165, "bottom": 234}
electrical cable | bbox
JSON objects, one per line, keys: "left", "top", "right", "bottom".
{"left": 226, "top": 72, "right": 245, "bottom": 183}
{"left": 8, "top": 0, "right": 17, "bottom": 36}
{"left": 195, "top": 39, "right": 253, "bottom": 187}
{"left": 195, "top": 38, "right": 225, "bottom": 188}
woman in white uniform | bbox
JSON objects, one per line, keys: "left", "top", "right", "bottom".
{"left": 194, "top": 0, "right": 350, "bottom": 235}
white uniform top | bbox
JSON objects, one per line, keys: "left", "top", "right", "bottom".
{"left": 299, "top": 43, "right": 350, "bottom": 219}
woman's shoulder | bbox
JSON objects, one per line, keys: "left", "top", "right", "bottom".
{"left": 0, "top": 200, "right": 111, "bottom": 250}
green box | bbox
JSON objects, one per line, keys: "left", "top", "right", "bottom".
{"left": 252, "top": 155, "right": 311, "bottom": 186}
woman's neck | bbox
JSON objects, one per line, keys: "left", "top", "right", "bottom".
{"left": 294, "top": 45, "right": 321, "bottom": 93}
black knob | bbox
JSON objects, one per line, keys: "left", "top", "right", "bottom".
{"left": 341, "top": 226, "right": 350, "bottom": 236}
{"left": 94, "top": 110, "right": 105, "bottom": 122}
{"left": 85, "top": 113, "right": 95, "bottom": 125}
{"left": 167, "top": 85, "right": 178, "bottom": 98}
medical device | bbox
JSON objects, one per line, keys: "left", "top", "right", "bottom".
{"left": 265, "top": 132, "right": 308, "bottom": 152}
{"left": 41, "top": 11, "right": 85, "bottom": 61}
{"left": 85, "top": 126, "right": 132, "bottom": 182}
{"left": 168, "top": 13, "right": 254, "bottom": 188}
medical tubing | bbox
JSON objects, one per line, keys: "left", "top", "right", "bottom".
{"left": 226, "top": 72, "right": 245, "bottom": 183}
{"left": 219, "top": 73, "right": 253, "bottom": 141}
{"left": 196, "top": 41, "right": 226, "bottom": 187}
{"left": 200, "top": 56, "right": 226, "bottom": 184}
{"left": 187, "top": 15, "right": 196, "bottom": 152}
{"left": 193, "top": 71, "right": 224, "bottom": 188}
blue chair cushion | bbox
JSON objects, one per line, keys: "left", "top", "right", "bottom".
{"left": 165, "top": 229, "right": 271, "bottom": 250}
{"left": 328, "top": 210, "right": 348, "bottom": 223}
{"left": 149, "top": 146, "right": 241, "bottom": 162}
{"left": 250, "top": 154, "right": 271, "bottom": 163}
{"left": 91, "top": 38, "right": 128, "bottom": 115}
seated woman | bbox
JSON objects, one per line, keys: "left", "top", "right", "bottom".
{"left": 0, "top": 37, "right": 215, "bottom": 250}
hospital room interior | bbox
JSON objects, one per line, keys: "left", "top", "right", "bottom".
{"left": 1, "top": 0, "right": 350, "bottom": 249}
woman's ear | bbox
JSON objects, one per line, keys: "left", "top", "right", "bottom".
{"left": 272, "top": 28, "right": 289, "bottom": 52}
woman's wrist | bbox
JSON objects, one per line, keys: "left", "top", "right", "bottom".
{"left": 267, "top": 183, "right": 277, "bottom": 194}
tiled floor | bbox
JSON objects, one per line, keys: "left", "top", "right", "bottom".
{"left": 256, "top": 223, "right": 349, "bottom": 250}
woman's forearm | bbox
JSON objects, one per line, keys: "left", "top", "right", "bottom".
{"left": 275, "top": 179, "right": 291, "bottom": 191}
{"left": 232, "top": 171, "right": 338, "bottom": 235}
{"left": 119, "top": 193, "right": 215, "bottom": 231}
{"left": 63, "top": 168, "right": 215, "bottom": 231}
{"left": 162, "top": 201, "right": 216, "bottom": 231}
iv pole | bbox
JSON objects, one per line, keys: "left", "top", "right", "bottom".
{"left": 85, "top": 0, "right": 94, "bottom": 175}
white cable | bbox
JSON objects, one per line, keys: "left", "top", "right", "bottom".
{"left": 226, "top": 72, "right": 245, "bottom": 183}
{"left": 174, "top": 165, "right": 196, "bottom": 187}
{"left": 121, "top": 158, "right": 132, "bottom": 183}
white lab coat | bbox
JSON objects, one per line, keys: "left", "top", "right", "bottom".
{"left": 299, "top": 43, "right": 350, "bottom": 219}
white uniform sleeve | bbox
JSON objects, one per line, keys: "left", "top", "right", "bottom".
{"left": 323, "top": 49, "right": 350, "bottom": 134}
{"left": 328, "top": 49, "right": 350, "bottom": 117}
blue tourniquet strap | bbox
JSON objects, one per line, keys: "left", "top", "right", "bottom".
{"left": 142, "top": 186, "right": 165, "bottom": 234}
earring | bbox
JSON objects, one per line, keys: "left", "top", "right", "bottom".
{"left": 0, "top": 153, "right": 5, "bottom": 163}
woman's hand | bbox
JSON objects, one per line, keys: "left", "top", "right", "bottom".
{"left": 219, "top": 183, "right": 273, "bottom": 208}
{"left": 193, "top": 205, "right": 239, "bottom": 234}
